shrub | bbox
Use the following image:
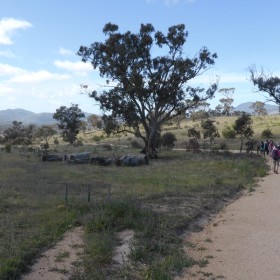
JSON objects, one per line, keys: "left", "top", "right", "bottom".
{"left": 222, "top": 126, "right": 236, "bottom": 139}
{"left": 218, "top": 142, "right": 229, "bottom": 151}
{"left": 261, "top": 128, "right": 273, "bottom": 139}
{"left": 161, "top": 132, "right": 177, "bottom": 148}
{"left": 4, "top": 144, "right": 11, "bottom": 153}
{"left": 186, "top": 138, "right": 200, "bottom": 151}
{"left": 93, "top": 136, "right": 101, "bottom": 142}
{"left": 187, "top": 127, "right": 201, "bottom": 139}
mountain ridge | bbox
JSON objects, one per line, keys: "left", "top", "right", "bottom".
{"left": 0, "top": 108, "right": 92, "bottom": 125}
{"left": 0, "top": 103, "right": 278, "bottom": 126}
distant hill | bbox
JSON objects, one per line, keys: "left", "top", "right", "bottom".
{"left": 0, "top": 109, "right": 92, "bottom": 126}
{"left": 234, "top": 102, "right": 279, "bottom": 115}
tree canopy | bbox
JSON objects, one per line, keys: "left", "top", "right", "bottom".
{"left": 249, "top": 66, "right": 280, "bottom": 104}
{"left": 2, "top": 121, "right": 35, "bottom": 145}
{"left": 78, "top": 23, "right": 218, "bottom": 157}
{"left": 234, "top": 112, "right": 254, "bottom": 152}
{"left": 53, "top": 104, "right": 85, "bottom": 145}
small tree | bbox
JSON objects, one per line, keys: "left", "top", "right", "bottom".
{"left": 250, "top": 101, "right": 267, "bottom": 116}
{"left": 218, "top": 88, "right": 235, "bottom": 116}
{"left": 53, "top": 104, "right": 85, "bottom": 145}
{"left": 233, "top": 112, "right": 254, "bottom": 152}
{"left": 222, "top": 125, "right": 236, "bottom": 139}
{"left": 3, "top": 121, "right": 35, "bottom": 145}
{"left": 187, "top": 127, "right": 201, "bottom": 139}
{"left": 35, "top": 125, "right": 57, "bottom": 146}
{"left": 201, "top": 119, "right": 220, "bottom": 149}
{"left": 87, "top": 114, "right": 103, "bottom": 130}
{"left": 261, "top": 128, "right": 273, "bottom": 139}
{"left": 161, "top": 132, "right": 177, "bottom": 148}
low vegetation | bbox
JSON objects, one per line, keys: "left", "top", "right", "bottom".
{"left": 0, "top": 146, "right": 267, "bottom": 279}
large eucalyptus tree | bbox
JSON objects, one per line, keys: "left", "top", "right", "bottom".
{"left": 78, "top": 23, "right": 218, "bottom": 157}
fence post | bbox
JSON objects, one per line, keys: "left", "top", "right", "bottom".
{"left": 65, "top": 183, "right": 68, "bottom": 204}
{"left": 87, "top": 184, "right": 91, "bottom": 203}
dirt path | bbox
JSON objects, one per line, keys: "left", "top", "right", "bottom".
{"left": 176, "top": 166, "right": 280, "bottom": 280}
{"left": 21, "top": 227, "right": 84, "bottom": 280}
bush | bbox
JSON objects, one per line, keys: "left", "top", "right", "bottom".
{"left": 261, "top": 128, "right": 273, "bottom": 139}
{"left": 161, "top": 132, "right": 177, "bottom": 148}
{"left": 186, "top": 138, "right": 200, "bottom": 151}
{"left": 93, "top": 136, "right": 101, "bottom": 142}
{"left": 222, "top": 126, "right": 236, "bottom": 139}
{"left": 4, "top": 144, "right": 11, "bottom": 153}
{"left": 187, "top": 127, "right": 201, "bottom": 139}
{"left": 218, "top": 142, "right": 229, "bottom": 151}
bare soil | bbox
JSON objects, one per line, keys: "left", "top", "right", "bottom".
{"left": 176, "top": 167, "right": 280, "bottom": 280}
{"left": 21, "top": 227, "right": 135, "bottom": 280}
{"left": 21, "top": 227, "right": 84, "bottom": 280}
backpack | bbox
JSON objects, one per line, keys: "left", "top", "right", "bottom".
{"left": 272, "top": 149, "right": 279, "bottom": 160}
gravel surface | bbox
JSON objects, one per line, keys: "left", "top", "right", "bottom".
{"left": 176, "top": 167, "right": 280, "bottom": 280}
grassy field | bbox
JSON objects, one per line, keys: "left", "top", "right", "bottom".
{"left": 0, "top": 146, "right": 268, "bottom": 279}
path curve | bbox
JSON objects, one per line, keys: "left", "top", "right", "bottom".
{"left": 176, "top": 165, "right": 280, "bottom": 280}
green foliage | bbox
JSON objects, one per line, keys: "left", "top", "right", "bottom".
{"left": 201, "top": 119, "right": 220, "bottom": 147}
{"left": 222, "top": 125, "right": 236, "bottom": 139}
{"left": 3, "top": 121, "right": 35, "bottom": 146}
{"left": 187, "top": 127, "right": 201, "bottom": 139}
{"left": 78, "top": 23, "right": 218, "bottom": 156}
{"left": 261, "top": 128, "right": 273, "bottom": 138}
{"left": 53, "top": 104, "right": 85, "bottom": 145}
{"left": 93, "top": 135, "right": 101, "bottom": 142}
{"left": 4, "top": 144, "right": 11, "bottom": 153}
{"left": 35, "top": 125, "right": 57, "bottom": 144}
{"left": 161, "top": 132, "right": 177, "bottom": 148}
{"left": 234, "top": 112, "right": 254, "bottom": 152}
{"left": 0, "top": 150, "right": 267, "bottom": 280}
{"left": 249, "top": 66, "right": 280, "bottom": 105}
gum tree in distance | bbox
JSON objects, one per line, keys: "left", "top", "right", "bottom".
{"left": 53, "top": 104, "right": 85, "bottom": 146}
{"left": 78, "top": 23, "right": 218, "bottom": 158}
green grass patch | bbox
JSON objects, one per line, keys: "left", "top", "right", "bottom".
{"left": 0, "top": 149, "right": 267, "bottom": 279}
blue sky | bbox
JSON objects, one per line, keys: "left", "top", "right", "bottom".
{"left": 0, "top": 0, "right": 279, "bottom": 114}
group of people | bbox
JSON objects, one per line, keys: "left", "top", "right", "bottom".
{"left": 257, "top": 140, "right": 280, "bottom": 174}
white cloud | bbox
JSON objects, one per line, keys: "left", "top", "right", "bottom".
{"left": 0, "top": 50, "right": 15, "bottom": 58}
{"left": 0, "top": 63, "right": 24, "bottom": 76}
{"left": 0, "top": 18, "right": 32, "bottom": 45}
{"left": 0, "top": 85, "right": 14, "bottom": 95}
{"left": 59, "top": 47, "right": 74, "bottom": 56}
{"left": 9, "top": 70, "right": 71, "bottom": 83}
{"left": 54, "top": 60, "right": 93, "bottom": 75}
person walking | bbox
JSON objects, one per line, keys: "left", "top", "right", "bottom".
{"left": 271, "top": 143, "right": 280, "bottom": 174}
